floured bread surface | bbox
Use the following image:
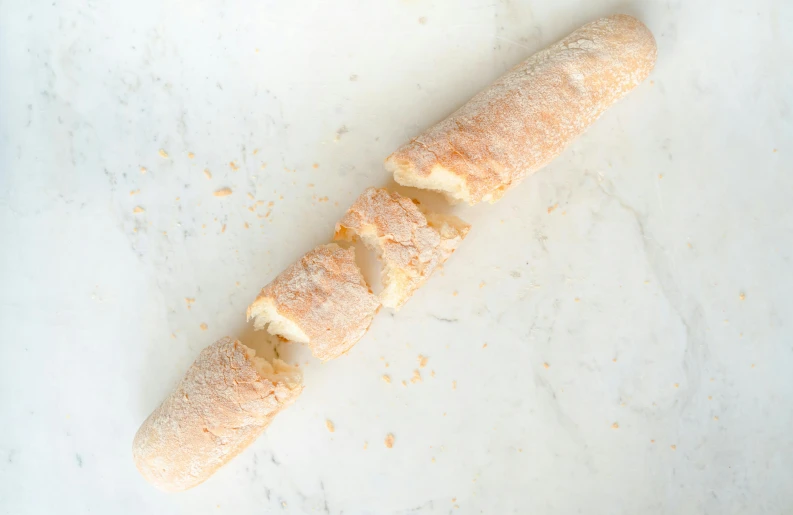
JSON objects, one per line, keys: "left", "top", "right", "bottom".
{"left": 132, "top": 337, "right": 303, "bottom": 492}
{"left": 386, "top": 14, "right": 657, "bottom": 205}
{"left": 247, "top": 244, "right": 380, "bottom": 361}
{"left": 334, "top": 187, "right": 470, "bottom": 309}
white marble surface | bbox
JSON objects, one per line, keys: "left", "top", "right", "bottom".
{"left": 1, "top": 0, "right": 792, "bottom": 513}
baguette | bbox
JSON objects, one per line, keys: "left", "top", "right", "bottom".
{"left": 334, "top": 187, "right": 470, "bottom": 309}
{"left": 247, "top": 243, "right": 380, "bottom": 360}
{"left": 386, "top": 14, "right": 657, "bottom": 205}
{"left": 132, "top": 337, "right": 302, "bottom": 492}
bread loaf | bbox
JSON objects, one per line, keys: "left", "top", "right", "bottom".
{"left": 132, "top": 337, "right": 302, "bottom": 491}
{"left": 386, "top": 14, "right": 657, "bottom": 205}
{"left": 247, "top": 244, "right": 380, "bottom": 360}
{"left": 335, "top": 187, "right": 469, "bottom": 309}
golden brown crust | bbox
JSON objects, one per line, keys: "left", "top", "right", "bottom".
{"left": 132, "top": 337, "right": 302, "bottom": 492}
{"left": 247, "top": 244, "right": 380, "bottom": 360}
{"left": 334, "top": 188, "right": 470, "bottom": 309}
{"left": 386, "top": 14, "right": 657, "bottom": 204}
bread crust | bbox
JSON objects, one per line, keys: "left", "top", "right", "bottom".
{"left": 132, "top": 337, "right": 302, "bottom": 492}
{"left": 334, "top": 187, "right": 469, "bottom": 309}
{"left": 386, "top": 14, "right": 657, "bottom": 204}
{"left": 247, "top": 244, "right": 380, "bottom": 360}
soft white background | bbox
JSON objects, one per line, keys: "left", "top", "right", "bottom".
{"left": 1, "top": 0, "right": 791, "bottom": 514}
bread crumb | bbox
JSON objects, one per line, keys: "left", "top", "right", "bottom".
{"left": 214, "top": 188, "right": 233, "bottom": 197}
{"left": 247, "top": 192, "right": 255, "bottom": 200}
{"left": 158, "top": 149, "right": 169, "bottom": 159}
{"left": 431, "top": 370, "right": 436, "bottom": 378}
{"left": 203, "top": 169, "right": 212, "bottom": 180}
{"left": 185, "top": 298, "right": 195, "bottom": 309}
{"left": 674, "top": 383, "right": 679, "bottom": 388}
{"left": 411, "top": 370, "right": 422, "bottom": 383}
{"left": 612, "top": 422, "right": 619, "bottom": 429}
{"left": 401, "top": 380, "right": 407, "bottom": 387}
{"left": 739, "top": 292, "right": 746, "bottom": 301}
{"left": 199, "top": 323, "right": 208, "bottom": 331}
{"left": 418, "top": 16, "right": 427, "bottom": 24}
{"left": 261, "top": 163, "right": 267, "bottom": 169}
{"left": 479, "top": 281, "right": 486, "bottom": 288}
{"left": 312, "top": 163, "right": 319, "bottom": 169}
{"left": 140, "top": 166, "right": 147, "bottom": 174}
{"left": 713, "top": 416, "right": 719, "bottom": 421}
{"left": 658, "top": 174, "right": 664, "bottom": 179}
{"left": 708, "top": 395, "right": 712, "bottom": 400}
{"left": 751, "top": 363, "right": 755, "bottom": 368}
{"left": 650, "top": 439, "right": 655, "bottom": 444}
{"left": 221, "top": 224, "right": 226, "bottom": 233}
{"left": 170, "top": 333, "right": 176, "bottom": 339}
{"left": 325, "top": 420, "right": 335, "bottom": 433}
{"left": 543, "top": 362, "right": 549, "bottom": 369}
{"left": 187, "top": 152, "right": 195, "bottom": 159}
{"left": 229, "top": 161, "right": 239, "bottom": 171}
{"left": 363, "top": 442, "right": 368, "bottom": 450}
{"left": 482, "top": 343, "right": 487, "bottom": 349}
{"left": 384, "top": 434, "right": 395, "bottom": 448}
{"left": 612, "top": 358, "right": 617, "bottom": 363}
{"left": 382, "top": 375, "right": 391, "bottom": 383}
{"left": 574, "top": 297, "right": 580, "bottom": 302}
{"left": 452, "top": 380, "right": 457, "bottom": 390}
{"left": 452, "top": 291, "right": 458, "bottom": 296}
{"left": 431, "top": 457, "right": 436, "bottom": 463}
{"left": 130, "top": 189, "right": 140, "bottom": 196}
{"left": 773, "top": 148, "right": 777, "bottom": 153}
{"left": 547, "top": 203, "right": 558, "bottom": 213}
{"left": 132, "top": 206, "right": 145, "bottom": 214}
{"left": 670, "top": 445, "right": 676, "bottom": 450}
{"left": 244, "top": 222, "right": 249, "bottom": 229}
{"left": 418, "top": 355, "right": 428, "bottom": 368}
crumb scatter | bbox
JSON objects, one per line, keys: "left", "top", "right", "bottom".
{"left": 214, "top": 188, "right": 233, "bottom": 197}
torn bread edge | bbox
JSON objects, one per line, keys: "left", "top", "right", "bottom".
{"left": 334, "top": 187, "right": 470, "bottom": 310}
{"left": 247, "top": 243, "right": 380, "bottom": 361}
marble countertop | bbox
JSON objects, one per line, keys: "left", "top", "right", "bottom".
{"left": 1, "top": 1, "right": 792, "bottom": 514}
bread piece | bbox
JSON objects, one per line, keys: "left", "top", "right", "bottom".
{"left": 386, "top": 14, "right": 657, "bottom": 205}
{"left": 247, "top": 244, "right": 380, "bottom": 360}
{"left": 132, "top": 337, "right": 302, "bottom": 492}
{"left": 334, "top": 187, "right": 470, "bottom": 309}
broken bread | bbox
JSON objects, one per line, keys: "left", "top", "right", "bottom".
{"left": 385, "top": 15, "right": 657, "bottom": 204}
{"left": 334, "top": 187, "right": 470, "bottom": 309}
{"left": 132, "top": 337, "right": 302, "bottom": 492}
{"left": 247, "top": 243, "right": 380, "bottom": 360}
